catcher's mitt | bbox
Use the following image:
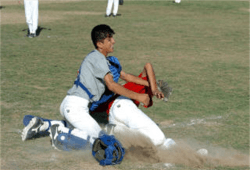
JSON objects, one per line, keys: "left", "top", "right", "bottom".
{"left": 156, "top": 80, "right": 172, "bottom": 102}
{"left": 119, "top": 0, "right": 124, "bottom": 5}
{"left": 92, "top": 134, "right": 125, "bottom": 166}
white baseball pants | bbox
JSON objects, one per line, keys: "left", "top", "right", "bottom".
{"left": 109, "top": 96, "right": 176, "bottom": 149}
{"left": 24, "top": 0, "right": 39, "bottom": 34}
{"left": 106, "top": 0, "right": 119, "bottom": 16}
{"left": 60, "top": 95, "right": 102, "bottom": 144}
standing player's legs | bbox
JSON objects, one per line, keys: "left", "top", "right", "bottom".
{"left": 112, "top": 0, "right": 119, "bottom": 16}
{"left": 106, "top": 0, "right": 114, "bottom": 16}
{"left": 24, "top": 0, "right": 39, "bottom": 36}
{"left": 109, "top": 96, "right": 176, "bottom": 149}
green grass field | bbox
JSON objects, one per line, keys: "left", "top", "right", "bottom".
{"left": 1, "top": 0, "right": 249, "bottom": 169}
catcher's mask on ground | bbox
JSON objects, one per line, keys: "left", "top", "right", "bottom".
{"left": 92, "top": 134, "right": 125, "bottom": 166}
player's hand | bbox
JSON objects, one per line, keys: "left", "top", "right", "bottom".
{"left": 138, "top": 94, "right": 150, "bottom": 106}
{"left": 152, "top": 89, "right": 164, "bottom": 99}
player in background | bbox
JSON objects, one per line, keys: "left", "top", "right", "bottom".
{"left": 105, "top": 0, "right": 119, "bottom": 17}
{"left": 24, "top": 0, "right": 39, "bottom": 38}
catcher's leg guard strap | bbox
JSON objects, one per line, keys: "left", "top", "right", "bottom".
{"left": 57, "top": 132, "right": 91, "bottom": 151}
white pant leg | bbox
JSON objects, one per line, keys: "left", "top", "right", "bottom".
{"left": 32, "top": 0, "right": 39, "bottom": 34}
{"left": 24, "top": 0, "right": 32, "bottom": 32}
{"left": 109, "top": 96, "right": 167, "bottom": 147}
{"left": 60, "top": 95, "right": 102, "bottom": 144}
{"left": 113, "top": 0, "right": 119, "bottom": 15}
{"left": 106, "top": 0, "right": 114, "bottom": 16}
{"left": 24, "top": 0, "right": 39, "bottom": 34}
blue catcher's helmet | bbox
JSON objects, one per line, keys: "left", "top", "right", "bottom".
{"left": 92, "top": 134, "right": 125, "bottom": 166}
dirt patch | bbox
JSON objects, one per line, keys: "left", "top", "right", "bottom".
{"left": 160, "top": 120, "right": 174, "bottom": 127}
{"left": 1, "top": 101, "right": 14, "bottom": 109}
{"left": 114, "top": 130, "right": 249, "bottom": 168}
{"left": 239, "top": 8, "right": 250, "bottom": 12}
{"left": 64, "top": 11, "right": 103, "bottom": 15}
{"left": 4, "top": 121, "right": 249, "bottom": 169}
{"left": 1, "top": 11, "right": 63, "bottom": 25}
{"left": 1, "top": 0, "right": 101, "bottom": 25}
{"left": 1, "top": 11, "right": 26, "bottom": 25}
{"left": 160, "top": 116, "right": 224, "bottom": 129}
{"left": 30, "top": 85, "right": 49, "bottom": 90}
{"left": 170, "top": 142, "right": 250, "bottom": 168}
{"left": 114, "top": 131, "right": 161, "bottom": 164}
{"left": 0, "top": 0, "right": 81, "bottom": 6}
{"left": 1, "top": 10, "right": 102, "bottom": 25}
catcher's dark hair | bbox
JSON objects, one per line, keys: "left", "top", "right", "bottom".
{"left": 91, "top": 24, "right": 115, "bottom": 49}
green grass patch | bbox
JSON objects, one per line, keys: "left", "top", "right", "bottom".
{"left": 1, "top": 1, "right": 249, "bottom": 169}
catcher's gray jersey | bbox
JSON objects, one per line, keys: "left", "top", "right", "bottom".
{"left": 67, "top": 50, "right": 111, "bottom": 102}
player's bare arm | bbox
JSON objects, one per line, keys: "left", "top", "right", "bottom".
{"left": 143, "top": 63, "right": 164, "bottom": 99}
{"left": 120, "top": 63, "right": 164, "bottom": 99}
{"left": 120, "top": 70, "right": 149, "bottom": 86}
{"left": 104, "top": 73, "right": 150, "bottom": 106}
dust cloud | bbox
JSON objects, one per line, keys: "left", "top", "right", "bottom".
{"left": 114, "top": 132, "right": 249, "bottom": 169}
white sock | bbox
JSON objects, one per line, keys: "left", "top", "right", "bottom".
{"left": 40, "top": 121, "right": 65, "bottom": 132}
{"left": 57, "top": 124, "right": 70, "bottom": 133}
{"left": 39, "top": 121, "right": 49, "bottom": 131}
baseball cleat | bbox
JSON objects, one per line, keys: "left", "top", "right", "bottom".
{"left": 27, "top": 33, "right": 36, "bottom": 38}
{"left": 21, "top": 117, "right": 44, "bottom": 141}
{"left": 23, "top": 115, "right": 52, "bottom": 127}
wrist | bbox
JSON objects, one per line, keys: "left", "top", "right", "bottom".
{"left": 152, "top": 90, "right": 158, "bottom": 95}
{"left": 136, "top": 93, "right": 144, "bottom": 102}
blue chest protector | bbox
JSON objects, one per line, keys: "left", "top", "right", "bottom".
{"left": 89, "top": 56, "right": 122, "bottom": 111}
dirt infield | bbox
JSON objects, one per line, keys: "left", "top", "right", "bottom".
{"left": 1, "top": 0, "right": 103, "bottom": 25}
{"left": 2, "top": 0, "right": 249, "bottom": 169}
{"left": 114, "top": 131, "right": 250, "bottom": 169}
{"left": 1, "top": 11, "right": 60, "bottom": 25}
{"left": 1, "top": 10, "right": 102, "bottom": 25}
{"left": 0, "top": 0, "right": 82, "bottom": 6}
